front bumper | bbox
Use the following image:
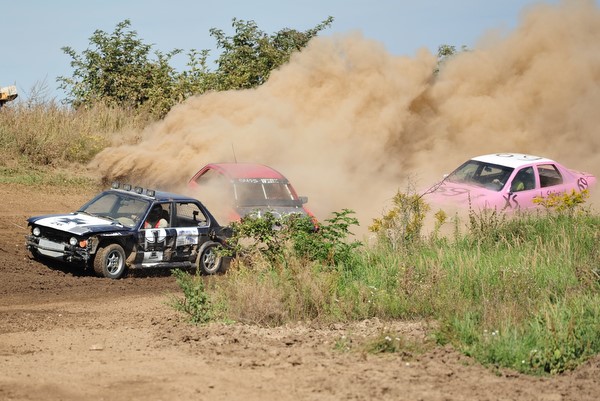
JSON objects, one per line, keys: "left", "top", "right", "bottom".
{"left": 25, "top": 235, "right": 91, "bottom": 263}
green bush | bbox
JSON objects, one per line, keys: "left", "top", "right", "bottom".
{"left": 170, "top": 269, "right": 213, "bottom": 324}
{"left": 225, "top": 209, "right": 361, "bottom": 267}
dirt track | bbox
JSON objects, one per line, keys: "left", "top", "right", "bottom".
{"left": 1, "top": 183, "right": 600, "bottom": 401}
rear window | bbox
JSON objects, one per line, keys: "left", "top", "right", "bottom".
{"left": 538, "top": 164, "right": 563, "bottom": 187}
{"left": 175, "top": 202, "right": 208, "bottom": 227}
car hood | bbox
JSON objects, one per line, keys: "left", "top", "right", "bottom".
{"left": 424, "top": 181, "right": 499, "bottom": 209}
{"left": 28, "top": 213, "right": 131, "bottom": 236}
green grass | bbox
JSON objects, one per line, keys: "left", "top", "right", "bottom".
{"left": 422, "top": 212, "right": 600, "bottom": 374}
{"left": 0, "top": 164, "right": 98, "bottom": 187}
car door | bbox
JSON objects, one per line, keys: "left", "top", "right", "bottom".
{"left": 171, "top": 201, "right": 211, "bottom": 262}
{"left": 140, "top": 202, "right": 174, "bottom": 264}
{"left": 505, "top": 166, "right": 538, "bottom": 210}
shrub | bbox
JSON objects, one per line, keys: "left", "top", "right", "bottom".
{"left": 533, "top": 189, "right": 590, "bottom": 215}
{"left": 170, "top": 269, "right": 213, "bottom": 324}
{"left": 226, "top": 209, "right": 361, "bottom": 268}
{"left": 369, "top": 190, "right": 430, "bottom": 249}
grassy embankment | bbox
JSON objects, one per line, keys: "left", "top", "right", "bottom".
{"left": 0, "top": 101, "right": 151, "bottom": 186}
{"left": 3, "top": 104, "right": 599, "bottom": 376}
{"left": 172, "top": 196, "right": 599, "bottom": 376}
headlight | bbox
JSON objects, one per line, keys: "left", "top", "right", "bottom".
{"left": 32, "top": 227, "right": 41, "bottom": 236}
{"left": 69, "top": 237, "right": 78, "bottom": 246}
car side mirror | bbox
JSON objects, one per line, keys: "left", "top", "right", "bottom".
{"left": 299, "top": 196, "right": 308, "bottom": 204}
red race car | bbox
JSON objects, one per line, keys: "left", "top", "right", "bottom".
{"left": 188, "top": 162, "right": 313, "bottom": 223}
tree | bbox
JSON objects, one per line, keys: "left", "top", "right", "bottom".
{"left": 58, "top": 17, "right": 334, "bottom": 118}
{"left": 209, "top": 17, "right": 334, "bottom": 90}
{"left": 434, "top": 44, "right": 469, "bottom": 75}
{"left": 58, "top": 20, "right": 182, "bottom": 116}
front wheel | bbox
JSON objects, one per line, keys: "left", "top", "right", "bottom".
{"left": 27, "top": 247, "right": 42, "bottom": 262}
{"left": 93, "top": 243, "right": 127, "bottom": 279}
{"left": 197, "top": 242, "right": 224, "bottom": 275}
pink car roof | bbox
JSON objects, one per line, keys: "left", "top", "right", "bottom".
{"left": 472, "top": 153, "right": 555, "bottom": 169}
{"left": 199, "top": 162, "right": 287, "bottom": 180}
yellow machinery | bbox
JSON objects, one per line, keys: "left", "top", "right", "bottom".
{"left": 0, "top": 85, "right": 18, "bottom": 107}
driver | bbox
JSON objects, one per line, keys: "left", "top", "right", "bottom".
{"left": 144, "top": 205, "right": 168, "bottom": 228}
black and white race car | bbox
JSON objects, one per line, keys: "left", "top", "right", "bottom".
{"left": 25, "top": 183, "right": 231, "bottom": 279}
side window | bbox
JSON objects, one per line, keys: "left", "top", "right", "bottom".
{"left": 510, "top": 167, "right": 536, "bottom": 192}
{"left": 174, "top": 202, "right": 208, "bottom": 227}
{"left": 144, "top": 203, "right": 170, "bottom": 229}
{"left": 538, "top": 164, "right": 563, "bottom": 188}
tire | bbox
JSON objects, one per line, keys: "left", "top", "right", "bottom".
{"left": 197, "top": 242, "right": 224, "bottom": 275}
{"left": 93, "top": 243, "right": 127, "bottom": 279}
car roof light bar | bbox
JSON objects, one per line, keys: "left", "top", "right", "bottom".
{"left": 111, "top": 182, "right": 156, "bottom": 198}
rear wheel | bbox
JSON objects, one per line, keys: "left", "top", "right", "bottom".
{"left": 197, "top": 242, "right": 224, "bottom": 275}
{"left": 93, "top": 243, "right": 127, "bottom": 279}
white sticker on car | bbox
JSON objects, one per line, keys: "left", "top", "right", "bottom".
{"left": 175, "top": 228, "right": 199, "bottom": 246}
{"left": 145, "top": 229, "right": 167, "bottom": 243}
{"left": 142, "top": 251, "right": 164, "bottom": 263}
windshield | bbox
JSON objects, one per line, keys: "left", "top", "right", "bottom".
{"left": 78, "top": 191, "right": 150, "bottom": 227}
{"left": 233, "top": 178, "right": 301, "bottom": 207}
{"left": 446, "top": 160, "right": 514, "bottom": 192}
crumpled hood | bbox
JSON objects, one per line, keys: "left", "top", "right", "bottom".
{"left": 28, "top": 213, "right": 129, "bottom": 235}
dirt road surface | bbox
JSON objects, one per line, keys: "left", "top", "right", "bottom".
{"left": 1, "top": 184, "right": 599, "bottom": 401}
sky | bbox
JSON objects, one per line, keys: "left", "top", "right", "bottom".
{"left": 2, "top": 0, "right": 562, "bottom": 102}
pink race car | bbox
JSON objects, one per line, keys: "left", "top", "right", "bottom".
{"left": 424, "top": 153, "right": 596, "bottom": 211}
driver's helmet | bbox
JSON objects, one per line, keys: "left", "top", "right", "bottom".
{"left": 148, "top": 205, "right": 162, "bottom": 220}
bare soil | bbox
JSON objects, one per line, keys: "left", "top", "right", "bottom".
{"left": 1, "top": 184, "right": 599, "bottom": 401}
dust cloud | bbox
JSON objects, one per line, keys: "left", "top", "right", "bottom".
{"left": 90, "top": 0, "right": 600, "bottom": 231}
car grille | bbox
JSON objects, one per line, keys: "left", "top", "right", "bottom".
{"left": 37, "top": 226, "right": 73, "bottom": 243}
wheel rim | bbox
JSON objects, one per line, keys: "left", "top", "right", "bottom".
{"left": 202, "top": 246, "right": 219, "bottom": 273}
{"left": 106, "top": 249, "right": 124, "bottom": 275}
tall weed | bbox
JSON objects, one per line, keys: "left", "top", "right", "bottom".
{"left": 0, "top": 102, "right": 152, "bottom": 167}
